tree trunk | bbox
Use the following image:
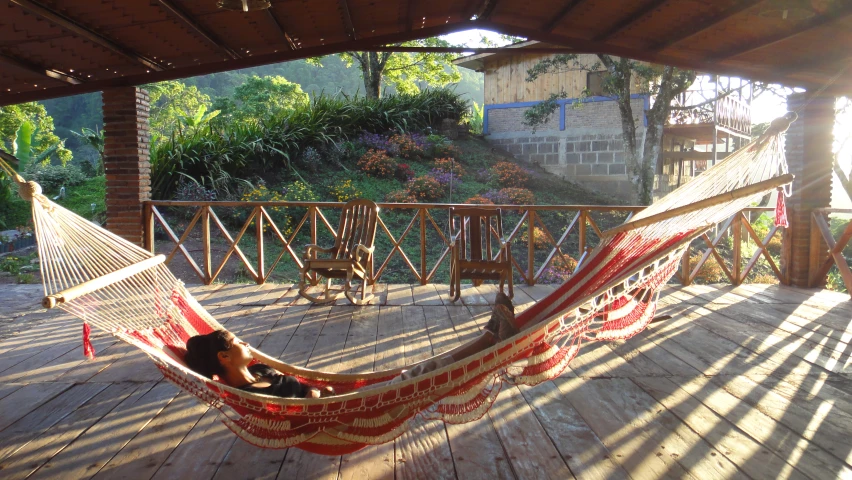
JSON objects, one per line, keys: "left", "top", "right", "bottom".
{"left": 356, "top": 52, "right": 383, "bottom": 99}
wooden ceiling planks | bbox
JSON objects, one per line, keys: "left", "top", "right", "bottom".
{"left": 2, "top": 0, "right": 852, "bottom": 105}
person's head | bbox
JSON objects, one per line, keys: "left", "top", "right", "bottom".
{"left": 184, "top": 330, "right": 252, "bottom": 379}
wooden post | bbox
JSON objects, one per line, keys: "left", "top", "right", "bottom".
{"left": 732, "top": 214, "right": 742, "bottom": 284}
{"left": 310, "top": 206, "right": 317, "bottom": 286}
{"left": 143, "top": 203, "right": 154, "bottom": 253}
{"left": 201, "top": 206, "right": 212, "bottom": 283}
{"left": 256, "top": 207, "right": 264, "bottom": 284}
{"left": 419, "top": 208, "right": 427, "bottom": 285}
{"left": 680, "top": 248, "right": 691, "bottom": 286}
{"left": 578, "top": 210, "right": 587, "bottom": 255}
{"left": 527, "top": 210, "right": 535, "bottom": 285}
{"left": 780, "top": 92, "right": 835, "bottom": 287}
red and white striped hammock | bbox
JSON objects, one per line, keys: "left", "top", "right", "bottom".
{"left": 0, "top": 129, "right": 792, "bottom": 455}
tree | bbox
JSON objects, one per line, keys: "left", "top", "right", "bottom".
{"left": 0, "top": 102, "right": 72, "bottom": 165}
{"left": 145, "top": 81, "right": 212, "bottom": 140}
{"left": 525, "top": 55, "right": 696, "bottom": 204}
{"left": 212, "top": 75, "right": 308, "bottom": 122}
{"left": 325, "top": 38, "right": 461, "bottom": 99}
{"left": 72, "top": 126, "right": 105, "bottom": 175}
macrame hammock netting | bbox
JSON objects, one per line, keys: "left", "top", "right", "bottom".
{"left": 0, "top": 130, "right": 792, "bottom": 455}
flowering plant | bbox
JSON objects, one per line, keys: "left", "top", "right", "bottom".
{"left": 430, "top": 169, "right": 461, "bottom": 187}
{"left": 356, "top": 132, "right": 399, "bottom": 156}
{"left": 385, "top": 189, "right": 417, "bottom": 203}
{"left": 357, "top": 149, "right": 398, "bottom": 178}
{"left": 499, "top": 187, "right": 535, "bottom": 205}
{"left": 432, "top": 157, "right": 465, "bottom": 177}
{"left": 329, "top": 179, "right": 362, "bottom": 202}
{"left": 490, "top": 161, "right": 531, "bottom": 188}
{"left": 539, "top": 255, "right": 578, "bottom": 284}
{"left": 406, "top": 175, "right": 443, "bottom": 202}
{"left": 465, "top": 195, "right": 494, "bottom": 205}
{"left": 395, "top": 163, "right": 415, "bottom": 181}
{"left": 389, "top": 133, "right": 428, "bottom": 159}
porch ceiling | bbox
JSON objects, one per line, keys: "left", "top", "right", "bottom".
{"left": 2, "top": 0, "right": 851, "bottom": 106}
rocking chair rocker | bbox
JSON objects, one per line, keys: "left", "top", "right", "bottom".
{"left": 298, "top": 199, "right": 379, "bottom": 305}
{"left": 448, "top": 206, "right": 513, "bottom": 302}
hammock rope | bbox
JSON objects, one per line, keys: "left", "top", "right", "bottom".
{"left": 0, "top": 126, "right": 793, "bottom": 454}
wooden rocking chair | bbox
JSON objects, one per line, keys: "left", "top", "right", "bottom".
{"left": 448, "top": 206, "right": 513, "bottom": 303}
{"left": 298, "top": 199, "right": 379, "bottom": 305}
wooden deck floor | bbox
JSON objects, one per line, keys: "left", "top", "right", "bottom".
{"left": 0, "top": 282, "right": 851, "bottom": 480}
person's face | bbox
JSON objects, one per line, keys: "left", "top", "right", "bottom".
{"left": 217, "top": 333, "right": 253, "bottom": 369}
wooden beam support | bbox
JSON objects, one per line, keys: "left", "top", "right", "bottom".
{"left": 402, "top": 0, "right": 414, "bottom": 32}
{"left": 0, "top": 52, "right": 83, "bottom": 85}
{"left": 650, "top": 0, "right": 764, "bottom": 52}
{"left": 0, "top": 21, "right": 475, "bottom": 106}
{"left": 9, "top": 0, "right": 163, "bottom": 71}
{"left": 157, "top": 0, "right": 241, "bottom": 59}
{"left": 541, "top": 0, "right": 586, "bottom": 33}
{"left": 338, "top": 0, "right": 358, "bottom": 40}
{"left": 477, "top": 20, "right": 823, "bottom": 92}
{"left": 477, "top": 0, "right": 500, "bottom": 21}
{"left": 265, "top": 9, "right": 297, "bottom": 51}
{"left": 712, "top": 6, "right": 852, "bottom": 61}
{"left": 593, "top": 0, "right": 669, "bottom": 42}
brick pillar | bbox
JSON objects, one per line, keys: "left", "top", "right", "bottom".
{"left": 102, "top": 87, "right": 151, "bottom": 246}
{"left": 781, "top": 92, "right": 834, "bottom": 287}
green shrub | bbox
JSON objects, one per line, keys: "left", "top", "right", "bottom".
{"left": 25, "top": 163, "right": 86, "bottom": 192}
{"left": 406, "top": 175, "right": 443, "bottom": 202}
{"left": 56, "top": 176, "right": 106, "bottom": 223}
{"left": 0, "top": 197, "right": 32, "bottom": 229}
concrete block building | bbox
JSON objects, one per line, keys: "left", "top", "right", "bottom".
{"left": 454, "top": 42, "right": 752, "bottom": 202}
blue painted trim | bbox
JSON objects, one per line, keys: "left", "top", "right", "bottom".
{"left": 482, "top": 94, "right": 650, "bottom": 134}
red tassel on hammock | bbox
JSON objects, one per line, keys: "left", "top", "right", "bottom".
{"left": 775, "top": 188, "right": 789, "bottom": 228}
{"left": 82, "top": 322, "right": 95, "bottom": 359}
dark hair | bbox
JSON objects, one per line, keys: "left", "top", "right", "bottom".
{"left": 184, "top": 330, "right": 232, "bottom": 379}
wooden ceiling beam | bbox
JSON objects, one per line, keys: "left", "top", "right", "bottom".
{"left": 9, "top": 0, "right": 164, "bottom": 72}
{"left": 157, "top": 0, "right": 241, "bottom": 59}
{"left": 0, "top": 20, "right": 476, "bottom": 106}
{"left": 265, "top": 9, "right": 297, "bottom": 51}
{"left": 712, "top": 6, "right": 852, "bottom": 61}
{"left": 542, "top": 0, "right": 587, "bottom": 33}
{"left": 0, "top": 52, "right": 83, "bottom": 85}
{"left": 402, "top": 0, "right": 414, "bottom": 32}
{"left": 594, "top": 0, "right": 669, "bottom": 42}
{"left": 478, "top": 20, "right": 821, "bottom": 91}
{"left": 476, "top": 0, "right": 500, "bottom": 21}
{"left": 650, "top": 0, "right": 764, "bottom": 52}
{"left": 338, "top": 0, "right": 358, "bottom": 40}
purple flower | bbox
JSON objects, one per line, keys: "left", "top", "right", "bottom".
{"left": 431, "top": 169, "right": 461, "bottom": 186}
{"left": 482, "top": 189, "right": 510, "bottom": 204}
{"left": 356, "top": 132, "right": 399, "bottom": 156}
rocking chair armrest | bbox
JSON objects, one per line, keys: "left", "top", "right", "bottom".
{"left": 303, "top": 244, "right": 335, "bottom": 259}
{"left": 352, "top": 244, "right": 374, "bottom": 265}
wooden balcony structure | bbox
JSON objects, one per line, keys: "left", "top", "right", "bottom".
{"left": 1, "top": 282, "right": 851, "bottom": 479}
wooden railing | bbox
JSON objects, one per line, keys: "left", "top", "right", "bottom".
{"left": 715, "top": 95, "right": 751, "bottom": 136}
{"left": 143, "top": 201, "right": 789, "bottom": 287}
{"left": 810, "top": 208, "right": 852, "bottom": 294}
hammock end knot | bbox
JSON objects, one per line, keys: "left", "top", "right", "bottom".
{"left": 17, "top": 181, "right": 42, "bottom": 201}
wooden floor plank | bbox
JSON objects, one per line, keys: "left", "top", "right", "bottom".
{"left": 401, "top": 306, "right": 432, "bottom": 363}
{"left": 412, "top": 284, "right": 445, "bottom": 305}
{"left": 676, "top": 375, "right": 852, "bottom": 479}
{"left": 552, "top": 376, "right": 694, "bottom": 480}
{"left": 0, "top": 382, "right": 142, "bottom": 480}
{"left": 0, "top": 382, "right": 108, "bottom": 462}
{"left": 458, "top": 284, "right": 489, "bottom": 306}
{"left": 396, "top": 415, "right": 456, "bottom": 480}
{"left": 387, "top": 284, "right": 415, "bottom": 306}
{"left": 631, "top": 375, "right": 809, "bottom": 480}
{"left": 374, "top": 306, "right": 406, "bottom": 372}
{"left": 92, "top": 392, "right": 209, "bottom": 480}
{"left": 519, "top": 381, "right": 630, "bottom": 480}
{"left": 487, "top": 384, "right": 574, "bottom": 479}
{"left": 151, "top": 408, "right": 237, "bottom": 480}
{"left": 29, "top": 382, "right": 178, "bottom": 480}
{"left": 0, "top": 383, "right": 72, "bottom": 432}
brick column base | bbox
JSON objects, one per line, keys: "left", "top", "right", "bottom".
{"left": 102, "top": 87, "right": 151, "bottom": 247}
{"left": 781, "top": 92, "right": 834, "bottom": 287}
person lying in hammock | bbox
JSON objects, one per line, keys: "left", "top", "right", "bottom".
{"left": 184, "top": 292, "right": 519, "bottom": 399}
